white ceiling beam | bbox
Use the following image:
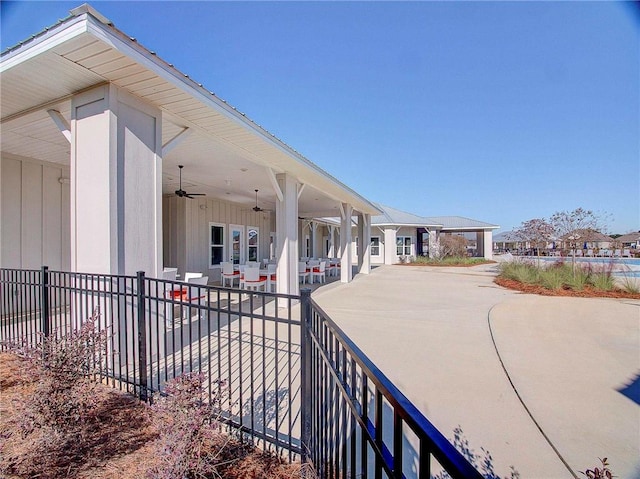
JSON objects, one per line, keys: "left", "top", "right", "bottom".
{"left": 161, "top": 127, "right": 192, "bottom": 156}
{"left": 266, "top": 168, "right": 284, "bottom": 202}
{"left": 46, "top": 109, "right": 71, "bottom": 143}
{"left": 297, "top": 182, "right": 306, "bottom": 200}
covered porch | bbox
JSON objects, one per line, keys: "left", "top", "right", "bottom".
{"left": 0, "top": 5, "right": 380, "bottom": 296}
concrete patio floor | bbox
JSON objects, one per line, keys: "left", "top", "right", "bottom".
{"left": 311, "top": 264, "right": 640, "bottom": 479}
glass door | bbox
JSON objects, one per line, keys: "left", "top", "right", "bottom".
{"left": 229, "top": 224, "right": 244, "bottom": 265}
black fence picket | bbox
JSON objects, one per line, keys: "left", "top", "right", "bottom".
{"left": 0, "top": 266, "right": 481, "bottom": 479}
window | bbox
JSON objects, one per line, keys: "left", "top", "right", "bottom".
{"left": 305, "top": 235, "right": 311, "bottom": 258}
{"left": 397, "top": 236, "right": 411, "bottom": 256}
{"left": 371, "top": 237, "right": 380, "bottom": 256}
{"left": 247, "top": 227, "right": 259, "bottom": 262}
{"left": 209, "top": 223, "right": 225, "bottom": 267}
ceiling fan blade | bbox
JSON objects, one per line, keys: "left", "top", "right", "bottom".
{"left": 189, "top": 193, "right": 206, "bottom": 196}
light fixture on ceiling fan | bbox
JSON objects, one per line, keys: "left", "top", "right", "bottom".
{"left": 174, "top": 165, "right": 205, "bottom": 199}
{"left": 252, "top": 189, "right": 264, "bottom": 212}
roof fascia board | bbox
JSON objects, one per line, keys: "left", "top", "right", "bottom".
{"left": 80, "top": 15, "right": 380, "bottom": 214}
{"left": 0, "top": 15, "right": 88, "bottom": 72}
{"left": 440, "top": 226, "right": 499, "bottom": 231}
{"left": 373, "top": 222, "right": 443, "bottom": 228}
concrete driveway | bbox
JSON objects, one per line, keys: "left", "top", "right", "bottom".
{"left": 312, "top": 264, "right": 640, "bottom": 479}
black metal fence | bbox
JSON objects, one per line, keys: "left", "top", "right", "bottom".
{"left": 1, "top": 266, "right": 482, "bottom": 479}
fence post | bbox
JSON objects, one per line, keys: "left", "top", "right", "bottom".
{"left": 41, "top": 266, "right": 50, "bottom": 338}
{"left": 136, "top": 271, "right": 148, "bottom": 402}
{"left": 300, "top": 288, "right": 312, "bottom": 464}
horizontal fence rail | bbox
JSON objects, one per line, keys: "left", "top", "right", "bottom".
{"left": 1, "top": 266, "right": 481, "bottom": 478}
{"left": 302, "top": 293, "right": 484, "bottom": 479}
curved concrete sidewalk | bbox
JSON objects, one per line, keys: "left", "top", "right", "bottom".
{"left": 312, "top": 264, "right": 640, "bottom": 478}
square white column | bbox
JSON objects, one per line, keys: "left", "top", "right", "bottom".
{"left": 275, "top": 173, "right": 299, "bottom": 296}
{"left": 340, "top": 203, "right": 353, "bottom": 282}
{"left": 71, "top": 85, "right": 162, "bottom": 277}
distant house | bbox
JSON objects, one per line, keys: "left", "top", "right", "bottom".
{"left": 369, "top": 204, "right": 499, "bottom": 264}
{"left": 616, "top": 232, "right": 640, "bottom": 249}
{"left": 561, "top": 229, "right": 614, "bottom": 251}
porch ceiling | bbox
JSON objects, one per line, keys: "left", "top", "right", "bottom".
{"left": 1, "top": 7, "right": 380, "bottom": 219}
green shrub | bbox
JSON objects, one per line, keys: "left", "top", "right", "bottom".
{"left": 540, "top": 268, "right": 564, "bottom": 290}
{"left": 413, "top": 256, "right": 489, "bottom": 266}
{"left": 499, "top": 262, "right": 539, "bottom": 284}
{"left": 617, "top": 273, "right": 640, "bottom": 294}
{"left": 566, "top": 268, "right": 589, "bottom": 291}
{"left": 588, "top": 273, "right": 615, "bottom": 291}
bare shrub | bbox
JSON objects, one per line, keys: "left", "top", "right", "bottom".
{"left": 581, "top": 457, "right": 614, "bottom": 479}
{"left": 146, "top": 372, "right": 227, "bottom": 479}
{"left": 440, "top": 234, "right": 468, "bottom": 258}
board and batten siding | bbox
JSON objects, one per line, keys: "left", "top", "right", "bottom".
{"left": 1, "top": 155, "right": 70, "bottom": 270}
{"left": 163, "top": 196, "right": 275, "bottom": 283}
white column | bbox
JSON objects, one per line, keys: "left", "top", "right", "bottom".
{"left": 71, "top": 84, "right": 162, "bottom": 277}
{"left": 483, "top": 230, "right": 493, "bottom": 259}
{"left": 384, "top": 227, "right": 397, "bottom": 265}
{"left": 311, "top": 221, "right": 318, "bottom": 259}
{"left": 340, "top": 203, "right": 353, "bottom": 282}
{"left": 329, "top": 225, "right": 336, "bottom": 257}
{"left": 357, "top": 212, "right": 371, "bottom": 274}
{"left": 276, "top": 173, "right": 299, "bottom": 296}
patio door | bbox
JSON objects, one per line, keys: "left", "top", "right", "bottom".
{"left": 229, "top": 224, "right": 245, "bottom": 265}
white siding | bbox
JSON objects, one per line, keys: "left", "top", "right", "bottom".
{"left": 1, "top": 155, "right": 70, "bottom": 270}
{"left": 163, "top": 196, "right": 274, "bottom": 283}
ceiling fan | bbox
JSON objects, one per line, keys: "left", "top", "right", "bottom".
{"left": 174, "top": 165, "right": 205, "bottom": 199}
{"left": 252, "top": 189, "right": 264, "bottom": 212}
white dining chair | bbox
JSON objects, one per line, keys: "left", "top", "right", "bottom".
{"left": 310, "top": 261, "right": 327, "bottom": 284}
{"left": 183, "top": 272, "right": 203, "bottom": 282}
{"left": 220, "top": 261, "right": 240, "bottom": 287}
{"left": 181, "top": 275, "right": 209, "bottom": 320}
{"left": 298, "top": 261, "right": 310, "bottom": 284}
{"left": 243, "top": 266, "right": 266, "bottom": 292}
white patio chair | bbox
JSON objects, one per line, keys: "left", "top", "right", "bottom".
{"left": 325, "top": 259, "right": 337, "bottom": 277}
{"left": 298, "top": 261, "right": 310, "bottom": 284}
{"left": 613, "top": 249, "right": 622, "bottom": 258}
{"left": 220, "top": 261, "right": 240, "bottom": 287}
{"left": 267, "top": 263, "right": 277, "bottom": 293}
{"left": 181, "top": 276, "right": 209, "bottom": 320}
{"left": 603, "top": 249, "right": 612, "bottom": 258}
{"left": 243, "top": 266, "right": 266, "bottom": 292}
{"left": 575, "top": 249, "right": 583, "bottom": 257}
{"left": 585, "top": 249, "right": 594, "bottom": 257}
{"left": 162, "top": 267, "right": 178, "bottom": 280}
{"left": 183, "top": 272, "right": 203, "bottom": 282}
{"left": 310, "top": 261, "right": 327, "bottom": 284}
{"left": 623, "top": 248, "right": 632, "bottom": 258}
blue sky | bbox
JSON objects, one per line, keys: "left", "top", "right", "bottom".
{"left": 2, "top": 1, "right": 639, "bottom": 234}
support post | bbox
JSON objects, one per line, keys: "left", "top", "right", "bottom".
{"left": 300, "top": 288, "right": 312, "bottom": 464}
{"left": 41, "top": 266, "right": 50, "bottom": 338}
{"left": 136, "top": 271, "right": 148, "bottom": 402}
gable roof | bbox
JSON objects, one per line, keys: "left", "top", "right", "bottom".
{"left": 423, "top": 216, "right": 499, "bottom": 231}
{"left": 371, "top": 204, "right": 498, "bottom": 230}
{"left": 371, "top": 204, "right": 442, "bottom": 227}
{"left": 1, "top": 3, "right": 381, "bottom": 218}
{"left": 616, "top": 232, "right": 640, "bottom": 243}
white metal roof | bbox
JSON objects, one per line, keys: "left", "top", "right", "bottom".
{"left": 0, "top": 4, "right": 381, "bottom": 218}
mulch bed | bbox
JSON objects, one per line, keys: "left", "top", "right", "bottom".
{"left": 494, "top": 277, "right": 640, "bottom": 300}
{"left": 0, "top": 353, "right": 311, "bottom": 479}
{"left": 401, "top": 260, "right": 496, "bottom": 267}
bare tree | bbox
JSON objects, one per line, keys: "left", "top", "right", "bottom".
{"left": 549, "top": 208, "right": 610, "bottom": 272}
{"left": 439, "top": 234, "right": 468, "bottom": 258}
{"left": 513, "top": 218, "right": 555, "bottom": 265}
